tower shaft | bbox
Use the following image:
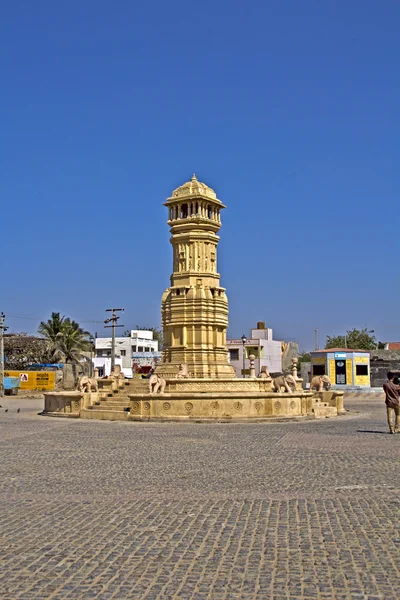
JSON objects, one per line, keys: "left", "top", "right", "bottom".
{"left": 156, "top": 175, "right": 235, "bottom": 379}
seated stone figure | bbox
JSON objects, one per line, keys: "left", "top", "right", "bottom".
{"left": 272, "top": 374, "right": 297, "bottom": 393}
{"left": 177, "top": 363, "right": 190, "bottom": 378}
{"left": 258, "top": 365, "right": 270, "bottom": 378}
{"left": 310, "top": 375, "right": 332, "bottom": 392}
{"left": 77, "top": 376, "right": 98, "bottom": 393}
{"left": 108, "top": 364, "right": 124, "bottom": 380}
{"left": 149, "top": 373, "right": 166, "bottom": 394}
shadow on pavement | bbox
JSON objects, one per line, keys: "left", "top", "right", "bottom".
{"left": 357, "top": 430, "right": 390, "bottom": 435}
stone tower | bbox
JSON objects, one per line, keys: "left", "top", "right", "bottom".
{"left": 156, "top": 175, "right": 236, "bottom": 379}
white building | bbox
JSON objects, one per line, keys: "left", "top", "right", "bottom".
{"left": 130, "top": 330, "right": 158, "bottom": 353}
{"left": 227, "top": 322, "right": 282, "bottom": 377}
{"left": 94, "top": 330, "right": 159, "bottom": 378}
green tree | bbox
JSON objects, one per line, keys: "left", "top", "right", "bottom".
{"left": 38, "top": 312, "right": 91, "bottom": 363}
{"left": 325, "top": 328, "right": 381, "bottom": 351}
{"left": 298, "top": 351, "right": 311, "bottom": 365}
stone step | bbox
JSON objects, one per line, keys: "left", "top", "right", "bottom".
{"left": 96, "top": 397, "right": 130, "bottom": 404}
{"left": 90, "top": 404, "right": 129, "bottom": 411}
{"left": 93, "top": 399, "right": 130, "bottom": 405}
{"left": 80, "top": 409, "right": 129, "bottom": 421}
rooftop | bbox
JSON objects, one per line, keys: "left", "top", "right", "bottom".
{"left": 311, "top": 348, "right": 370, "bottom": 354}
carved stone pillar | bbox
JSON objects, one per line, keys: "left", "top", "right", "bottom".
{"left": 249, "top": 354, "right": 256, "bottom": 378}
{"left": 292, "top": 357, "right": 299, "bottom": 380}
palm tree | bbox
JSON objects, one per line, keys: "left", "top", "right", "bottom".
{"left": 38, "top": 312, "right": 90, "bottom": 363}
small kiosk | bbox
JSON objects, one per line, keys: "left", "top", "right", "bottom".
{"left": 310, "top": 348, "right": 370, "bottom": 388}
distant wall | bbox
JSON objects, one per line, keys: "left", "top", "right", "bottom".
{"left": 282, "top": 342, "right": 299, "bottom": 373}
{"left": 62, "top": 363, "right": 90, "bottom": 390}
{"left": 300, "top": 362, "right": 311, "bottom": 387}
{"left": 370, "top": 350, "right": 400, "bottom": 387}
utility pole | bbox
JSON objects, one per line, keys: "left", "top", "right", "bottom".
{"left": 314, "top": 328, "right": 319, "bottom": 351}
{"left": 104, "top": 308, "right": 124, "bottom": 370}
{"left": 0, "top": 313, "right": 9, "bottom": 398}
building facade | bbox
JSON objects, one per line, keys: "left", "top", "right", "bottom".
{"left": 94, "top": 330, "right": 159, "bottom": 378}
{"left": 227, "top": 322, "right": 282, "bottom": 377}
{"left": 310, "top": 348, "right": 370, "bottom": 387}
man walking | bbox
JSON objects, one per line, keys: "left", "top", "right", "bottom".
{"left": 383, "top": 372, "right": 400, "bottom": 434}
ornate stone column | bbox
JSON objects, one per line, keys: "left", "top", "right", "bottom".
{"left": 155, "top": 175, "right": 236, "bottom": 379}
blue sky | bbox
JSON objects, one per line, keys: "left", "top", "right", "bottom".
{"left": 1, "top": 1, "right": 399, "bottom": 350}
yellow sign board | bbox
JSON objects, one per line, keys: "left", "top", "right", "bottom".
{"left": 4, "top": 370, "right": 56, "bottom": 390}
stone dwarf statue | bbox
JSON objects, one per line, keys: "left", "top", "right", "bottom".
{"left": 77, "top": 376, "right": 98, "bottom": 393}
{"left": 177, "top": 363, "right": 190, "bottom": 378}
{"left": 149, "top": 373, "right": 166, "bottom": 394}
{"left": 310, "top": 375, "right": 332, "bottom": 392}
{"left": 258, "top": 365, "right": 270, "bottom": 379}
{"left": 271, "top": 374, "right": 297, "bottom": 393}
{"left": 108, "top": 364, "right": 124, "bottom": 381}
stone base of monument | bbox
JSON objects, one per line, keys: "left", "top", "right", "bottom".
{"left": 127, "top": 378, "right": 327, "bottom": 421}
{"left": 312, "top": 390, "right": 345, "bottom": 416}
{"left": 43, "top": 381, "right": 345, "bottom": 422}
{"left": 43, "top": 391, "right": 104, "bottom": 417}
{"left": 42, "top": 391, "right": 84, "bottom": 417}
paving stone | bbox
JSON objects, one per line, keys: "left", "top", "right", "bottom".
{"left": 0, "top": 398, "right": 399, "bottom": 598}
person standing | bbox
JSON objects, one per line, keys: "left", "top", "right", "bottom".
{"left": 383, "top": 372, "right": 400, "bottom": 434}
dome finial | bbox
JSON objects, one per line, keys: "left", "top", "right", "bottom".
{"left": 170, "top": 175, "right": 218, "bottom": 201}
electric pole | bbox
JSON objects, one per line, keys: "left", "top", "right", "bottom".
{"left": 104, "top": 308, "right": 124, "bottom": 370}
{"left": 0, "top": 313, "right": 9, "bottom": 398}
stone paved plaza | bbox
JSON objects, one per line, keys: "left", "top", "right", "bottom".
{"left": 0, "top": 398, "right": 400, "bottom": 599}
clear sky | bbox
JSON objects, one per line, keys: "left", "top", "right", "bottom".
{"left": 1, "top": 1, "right": 399, "bottom": 350}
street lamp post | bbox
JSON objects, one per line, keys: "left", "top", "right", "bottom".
{"left": 241, "top": 334, "right": 247, "bottom": 378}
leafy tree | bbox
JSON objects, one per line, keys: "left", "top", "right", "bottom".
{"left": 4, "top": 333, "right": 53, "bottom": 370}
{"left": 325, "top": 328, "right": 381, "bottom": 351}
{"left": 38, "top": 312, "right": 91, "bottom": 363}
{"left": 298, "top": 351, "right": 311, "bottom": 364}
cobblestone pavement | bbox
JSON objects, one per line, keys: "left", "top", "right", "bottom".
{"left": 0, "top": 398, "right": 399, "bottom": 599}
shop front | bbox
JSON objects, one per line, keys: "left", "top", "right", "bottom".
{"left": 310, "top": 349, "right": 370, "bottom": 388}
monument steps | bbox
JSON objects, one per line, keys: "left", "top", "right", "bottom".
{"left": 81, "top": 378, "right": 150, "bottom": 418}
{"left": 90, "top": 403, "right": 130, "bottom": 411}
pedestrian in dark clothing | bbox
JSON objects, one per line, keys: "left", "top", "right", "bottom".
{"left": 383, "top": 372, "right": 400, "bottom": 434}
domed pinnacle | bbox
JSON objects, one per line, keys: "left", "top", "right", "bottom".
{"left": 191, "top": 173, "right": 197, "bottom": 181}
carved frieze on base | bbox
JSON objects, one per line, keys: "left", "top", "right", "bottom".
{"left": 128, "top": 389, "right": 321, "bottom": 421}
